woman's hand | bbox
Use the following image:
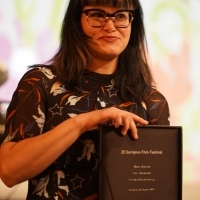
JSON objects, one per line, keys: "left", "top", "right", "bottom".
{"left": 77, "top": 107, "right": 148, "bottom": 139}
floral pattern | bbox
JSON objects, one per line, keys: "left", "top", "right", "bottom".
{"left": 2, "top": 67, "right": 170, "bottom": 199}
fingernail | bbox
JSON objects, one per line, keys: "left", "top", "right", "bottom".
{"left": 122, "top": 131, "right": 126, "bottom": 136}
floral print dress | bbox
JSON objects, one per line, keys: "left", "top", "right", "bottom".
{"left": 1, "top": 67, "right": 170, "bottom": 200}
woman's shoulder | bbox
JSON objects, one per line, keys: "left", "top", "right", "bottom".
{"left": 145, "top": 87, "right": 167, "bottom": 101}
{"left": 21, "top": 65, "right": 56, "bottom": 80}
{"left": 18, "top": 65, "right": 58, "bottom": 94}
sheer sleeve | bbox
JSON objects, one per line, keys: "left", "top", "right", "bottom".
{"left": 145, "top": 88, "right": 170, "bottom": 125}
{"left": 1, "top": 67, "right": 57, "bottom": 144}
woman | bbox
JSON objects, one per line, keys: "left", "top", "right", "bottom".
{"left": 0, "top": 0, "right": 170, "bottom": 199}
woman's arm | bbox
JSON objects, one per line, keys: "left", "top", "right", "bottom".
{"left": 0, "top": 107, "right": 148, "bottom": 187}
{"left": 145, "top": 88, "right": 170, "bottom": 125}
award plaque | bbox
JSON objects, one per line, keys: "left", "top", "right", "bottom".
{"left": 99, "top": 125, "right": 182, "bottom": 200}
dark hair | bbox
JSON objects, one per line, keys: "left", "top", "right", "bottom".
{"left": 48, "top": 0, "right": 154, "bottom": 101}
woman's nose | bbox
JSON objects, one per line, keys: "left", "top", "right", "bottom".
{"left": 102, "top": 18, "right": 117, "bottom": 32}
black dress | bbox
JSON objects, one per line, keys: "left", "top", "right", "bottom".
{"left": 1, "top": 67, "right": 170, "bottom": 200}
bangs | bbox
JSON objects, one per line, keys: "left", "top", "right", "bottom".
{"left": 80, "top": 0, "right": 135, "bottom": 9}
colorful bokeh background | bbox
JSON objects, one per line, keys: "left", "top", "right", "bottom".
{"left": 0, "top": 0, "right": 200, "bottom": 199}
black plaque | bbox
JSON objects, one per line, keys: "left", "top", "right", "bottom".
{"left": 99, "top": 125, "right": 182, "bottom": 200}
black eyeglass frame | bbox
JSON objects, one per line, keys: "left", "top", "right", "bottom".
{"left": 81, "top": 9, "right": 135, "bottom": 28}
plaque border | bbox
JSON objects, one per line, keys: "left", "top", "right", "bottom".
{"left": 99, "top": 125, "right": 183, "bottom": 200}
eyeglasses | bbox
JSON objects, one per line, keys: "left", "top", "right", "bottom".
{"left": 82, "top": 9, "right": 135, "bottom": 28}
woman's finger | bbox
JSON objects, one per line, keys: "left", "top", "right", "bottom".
{"left": 120, "top": 117, "right": 129, "bottom": 136}
{"left": 132, "top": 114, "right": 148, "bottom": 125}
{"left": 128, "top": 118, "right": 138, "bottom": 139}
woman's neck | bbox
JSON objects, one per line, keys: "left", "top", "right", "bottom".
{"left": 87, "top": 57, "right": 118, "bottom": 74}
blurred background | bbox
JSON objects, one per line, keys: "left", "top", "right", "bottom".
{"left": 0, "top": 0, "right": 200, "bottom": 199}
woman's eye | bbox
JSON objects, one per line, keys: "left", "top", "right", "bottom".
{"left": 90, "top": 12, "right": 105, "bottom": 18}
{"left": 116, "top": 13, "right": 127, "bottom": 20}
